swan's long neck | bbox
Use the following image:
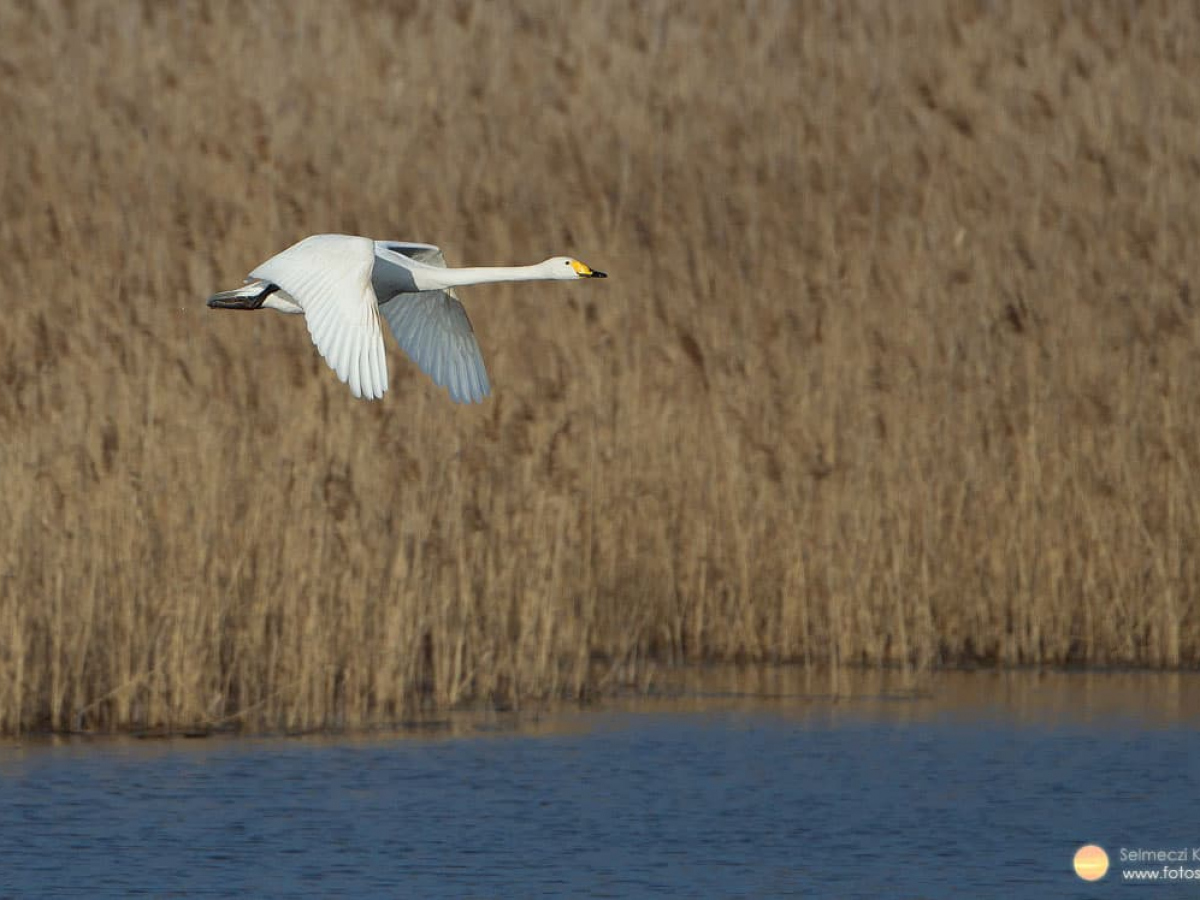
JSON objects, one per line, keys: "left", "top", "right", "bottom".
{"left": 418, "top": 264, "right": 551, "bottom": 291}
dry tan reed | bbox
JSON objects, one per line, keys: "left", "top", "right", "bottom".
{"left": 2, "top": 0, "right": 1200, "bottom": 734}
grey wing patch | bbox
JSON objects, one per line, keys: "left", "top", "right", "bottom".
{"left": 377, "top": 288, "right": 491, "bottom": 404}
{"left": 382, "top": 242, "right": 446, "bottom": 268}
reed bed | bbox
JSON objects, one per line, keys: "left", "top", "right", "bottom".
{"left": 1, "top": 0, "right": 1199, "bottom": 733}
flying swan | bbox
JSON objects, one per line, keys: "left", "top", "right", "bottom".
{"left": 206, "top": 234, "right": 606, "bottom": 403}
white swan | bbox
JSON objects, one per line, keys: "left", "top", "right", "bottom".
{"left": 206, "top": 234, "right": 606, "bottom": 403}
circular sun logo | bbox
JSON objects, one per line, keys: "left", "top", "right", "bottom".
{"left": 1074, "top": 844, "right": 1110, "bottom": 881}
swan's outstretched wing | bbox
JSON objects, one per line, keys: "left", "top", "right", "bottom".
{"left": 374, "top": 241, "right": 490, "bottom": 404}
{"left": 251, "top": 234, "right": 388, "bottom": 400}
{"left": 378, "top": 288, "right": 491, "bottom": 404}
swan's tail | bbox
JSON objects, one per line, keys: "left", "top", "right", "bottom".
{"left": 206, "top": 280, "right": 278, "bottom": 310}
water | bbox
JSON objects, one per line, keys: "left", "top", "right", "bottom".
{"left": 2, "top": 670, "right": 1200, "bottom": 898}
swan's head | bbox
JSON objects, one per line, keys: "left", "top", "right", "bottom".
{"left": 544, "top": 257, "right": 607, "bottom": 280}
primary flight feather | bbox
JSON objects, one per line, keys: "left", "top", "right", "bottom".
{"left": 206, "top": 234, "right": 606, "bottom": 403}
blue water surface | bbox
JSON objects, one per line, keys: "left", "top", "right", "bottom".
{"left": 1, "top": 683, "right": 1198, "bottom": 898}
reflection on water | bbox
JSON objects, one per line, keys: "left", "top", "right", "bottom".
{"left": 2, "top": 670, "right": 1198, "bottom": 898}
{"left": 632, "top": 666, "right": 1200, "bottom": 725}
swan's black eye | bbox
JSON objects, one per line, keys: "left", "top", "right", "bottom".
{"left": 565, "top": 261, "right": 571, "bottom": 266}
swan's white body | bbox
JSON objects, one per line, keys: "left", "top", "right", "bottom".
{"left": 207, "top": 234, "right": 605, "bottom": 403}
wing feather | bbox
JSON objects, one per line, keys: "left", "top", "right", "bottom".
{"left": 378, "top": 288, "right": 491, "bottom": 404}
{"left": 251, "top": 234, "right": 389, "bottom": 400}
{"left": 411, "top": 311, "right": 432, "bottom": 369}
{"left": 380, "top": 242, "right": 447, "bottom": 267}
